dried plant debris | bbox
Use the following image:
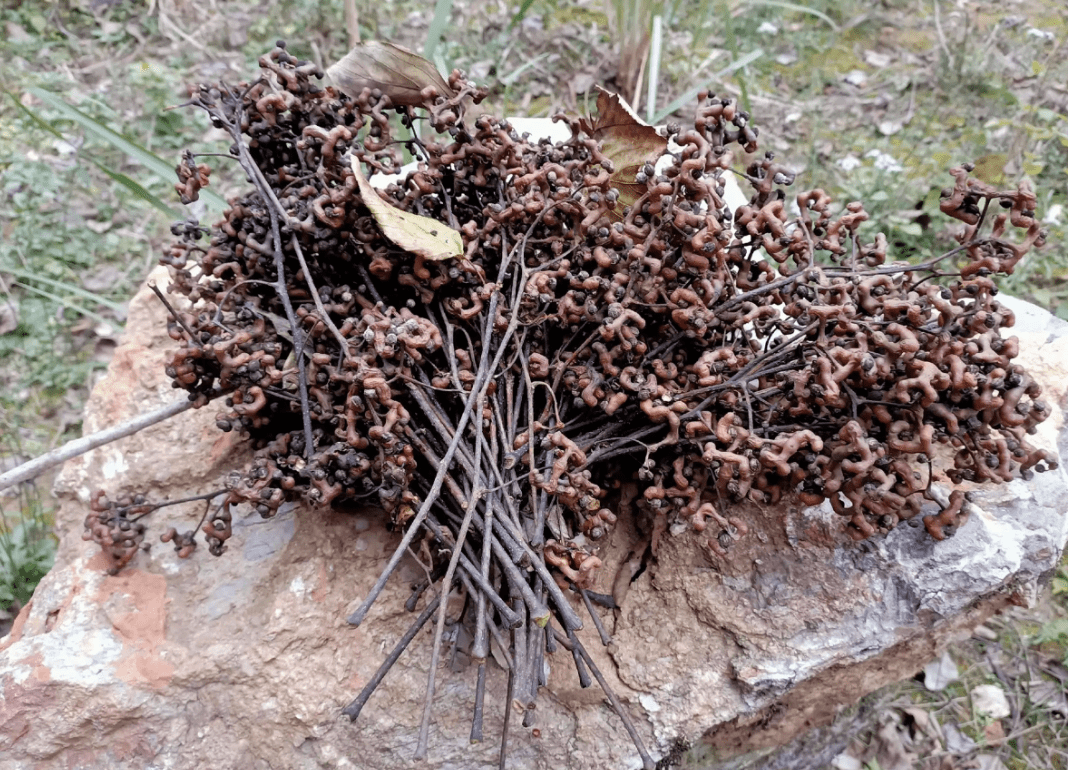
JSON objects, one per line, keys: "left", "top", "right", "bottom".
{"left": 83, "top": 40, "right": 1057, "bottom": 767}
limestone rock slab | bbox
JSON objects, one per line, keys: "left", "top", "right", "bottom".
{"left": 1, "top": 279, "right": 1065, "bottom": 770}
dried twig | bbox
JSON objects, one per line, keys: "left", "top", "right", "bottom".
{"left": 0, "top": 399, "right": 193, "bottom": 491}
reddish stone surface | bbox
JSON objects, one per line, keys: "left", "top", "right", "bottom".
{"left": 1, "top": 273, "right": 1065, "bottom": 770}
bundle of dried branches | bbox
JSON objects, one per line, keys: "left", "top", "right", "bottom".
{"left": 83, "top": 41, "right": 1055, "bottom": 767}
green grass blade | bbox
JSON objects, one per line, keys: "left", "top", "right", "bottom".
{"left": 653, "top": 48, "right": 763, "bottom": 124}
{"left": 9, "top": 89, "right": 71, "bottom": 138}
{"left": 500, "top": 53, "right": 550, "bottom": 87}
{"left": 12, "top": 93, "right": 181, "bottom": 218}
{"left": 507, "top": 0, "right": 538, "bottom": 30}
{"left": 3, "top": 266, "right": 127, "bottom": 314}
{"left": 26, "top": 87, "right": 227, "bottom": 212}
{"left": 740, "top": 0, "right": 839, "bottom": 31}
{"left": 96, "top": 165, "right": 181, "bottom": 218}
{"left": 647, "top": 14, "right": 664, "bottom": 123}
{"left": 28, "top": 87, "right": 175, "bottom": 182}
{"left": 423, "top": 0, "right": 453, "bottom": 66}
{"left": 11, "top": 281, "right": 117, "bottom": 327}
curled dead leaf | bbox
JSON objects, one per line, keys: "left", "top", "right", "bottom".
{"left": 1027, "top": 677, "right": 1068, "bottom": 717}
{"left": 351, "top": 158, "right": 463, "bottom": 261}
{"left": 923, "top": 651, "right": 959, "bottom": 691}
{"left": 578, "top": 86, "right": 667, "bottom": 219}
{"left": 899, "top": 705, "right": 943, "bottom": 743}
{"left": 328, "top": 41, "right": 456, "bottom": 107}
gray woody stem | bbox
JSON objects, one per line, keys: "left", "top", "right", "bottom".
{"left": 0, "top": 400, "right": 193, "bottom": 491}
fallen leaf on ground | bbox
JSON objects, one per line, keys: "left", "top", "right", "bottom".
{"left": 983, "top": 720, "right": 1006, "bottom": 747}
{"left": 901, "top": 705, "right": 944, "bottom": 742}
{"left": 328, "top": 41, "right": 456, "bottom": 106}
{"left": 874, "top": 714, "right": 918, "bottom": 770}
{"left": 924, "top": 651, "right": 960, "bottom": 691}
{"left": 1037, "top": 654, "right": 1068, "bottom": 683}
{"left": 864, "top": 50, "right": 893, "bottom": 68}
{"left": 351, "top": 158, "right": 463, "bottom": 261}
{"left": 942, "top": 723, "right": 977, "bottom": 754}
{"left": 1027, "top": 677, "right": 1068, "bottom": 717}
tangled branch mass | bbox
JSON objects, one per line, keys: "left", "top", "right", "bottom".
{"left": 84, "top": 41, "right": 1056, "bottom": 767}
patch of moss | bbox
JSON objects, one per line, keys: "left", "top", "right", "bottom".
{"left": 817, "top": 45, "right": 865, "bottom": 75}
{"left": 778, "top": 44, "right": 864, "bottom": 91}
{"left": 546, "top": 5, "right": 608, "bottom": 30}
{"left": 1031, "top": 13, "right": 1068, "bottom": 36}
{"left": 897, "top": 28, "right": 935, "bottom": 53}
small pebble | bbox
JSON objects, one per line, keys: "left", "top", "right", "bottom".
{"left": 843, "top": 69, "right": 867, "bottom": 87}
{"left": 831, "top": 754, "right": 862, "bottom": 770}
{"left": 971, "top": 684, "right": 1011, "bottom": 719}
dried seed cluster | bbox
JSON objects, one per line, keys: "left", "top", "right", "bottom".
{"left": 83, "top": 42, "right": 1055, "bottom": 767}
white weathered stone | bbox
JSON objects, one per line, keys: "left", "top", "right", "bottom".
{"left": 1, "top": 276, "right": 1065, "bottom": 769}
{"left": 971, "top": 684, "right": 1011, "bottom": 719}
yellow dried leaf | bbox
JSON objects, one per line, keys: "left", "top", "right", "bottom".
{"left": 351, "top": 159, "right": 463, "bottom": 261}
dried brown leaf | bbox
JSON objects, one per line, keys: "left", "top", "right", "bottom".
{"left": 1026, "top": 677, "right": 1068, "bottom": 717}
{"left": 1037, "top": 654, "right": 1068, "bottom": 683}
{"left": 328, "top": 41, "right": 456, "bottom": 107}
{"left": 578, "top": 86, "right": 667, "bottom": 218}
{"left": 900, "top": 706, "right": 944, "bottom": 743}
{"left": 351, "top": 159, "right": 462, "bottom": 261}
{"left": 982, "top": 721, "right": 1006, "bottom": 748}
{"left": 942, "top": 723, "right": 977, "bottom": 754}
{"left": 874, "top": 714, "right": 918, "bottom": 770}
